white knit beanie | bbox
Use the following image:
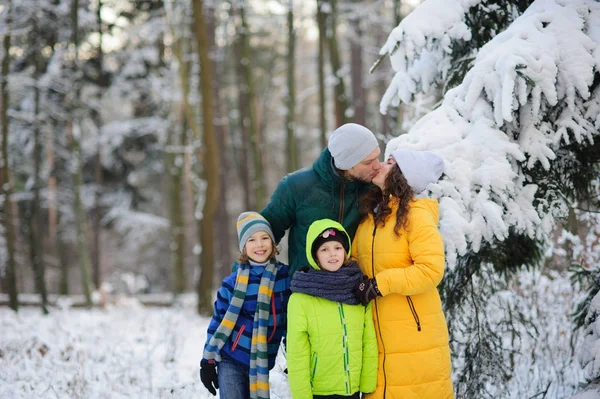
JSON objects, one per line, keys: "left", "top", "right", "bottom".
{"left": 390, "top": 150, "right": 444, "bottom": 194}
{"left": 327, "top": 123, "right": 379, "bottom": 170}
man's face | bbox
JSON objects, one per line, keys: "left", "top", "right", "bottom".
{"left": 345, "top": 147, "right": 382, "bottom": 182}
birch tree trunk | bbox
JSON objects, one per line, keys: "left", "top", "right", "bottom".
{"left": 286, "top": 0, "right": 298, "bottom": 172}
{"left": 70, "top": 0, "right": 93, "bottom": 307}
{"left": 192, "top": 0, "right": 220, "bottom": 315}
{"left": 30, "top": 14, "right": 49, "bottom": 314}
{"left": 0, "top": 0, "right": 18, "bottom": 311}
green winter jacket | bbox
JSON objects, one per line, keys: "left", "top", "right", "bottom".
{"left": 261, "top": 149, "right": 372, "bottom": 275}
{"left": 287, "top": 219, "right": 378, "bottom": 398}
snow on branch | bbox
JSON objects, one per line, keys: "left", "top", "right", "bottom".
{"left": 378, "top": 0, "right": 483, "bottom": 111}
{"left": 384, "top": 0, "right": 600, "bottom": 268}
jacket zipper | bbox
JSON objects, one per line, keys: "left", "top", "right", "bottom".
{"left": 371, "top": 223, "right": 387, "bottom": 399}
{"left": 231, "top": 324, "right": 246, "bottom": 351}
{"left": 338, "top": 303, "right": 351, "bottom": 394}
{"left": 338, "top": 179, "right": 345, "bottom": 223}
{"left": 406, "top": 296, "right": 422, "bottom": 331}
{"left": 310, "top": 352, "right": 318, "bottom": 388}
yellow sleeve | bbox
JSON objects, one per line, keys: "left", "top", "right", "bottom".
{"left": 376, "top": 207, "right": 445, "bottom": 296}
{"left": 287, "top": 293, "right": 313, "bottom": 399}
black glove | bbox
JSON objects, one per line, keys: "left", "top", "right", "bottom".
{"left": 355, "top": 276, "right": 382, "bottom": 305}
{"left": 200, "top": 360, "right": 219, "bottom": 396}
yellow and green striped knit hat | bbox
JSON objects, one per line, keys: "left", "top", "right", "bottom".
{"left": 236, "top": 212, "right": 275, "bottom": 252}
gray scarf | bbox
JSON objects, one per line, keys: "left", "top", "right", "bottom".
{"left": 290, "top": 261, "right": 364, "bottom": 305}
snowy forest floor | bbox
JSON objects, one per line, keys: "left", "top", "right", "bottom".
{"left": 0, "top": 269, "right": 591, "bottom": 398}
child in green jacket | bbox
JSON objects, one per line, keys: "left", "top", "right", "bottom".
{"left": 287, "top": 219, "right": 378, "bottom": 399}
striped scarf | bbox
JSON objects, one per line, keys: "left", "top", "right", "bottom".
{"left": 203, "top": 259, "right": 278, "bottom": 399}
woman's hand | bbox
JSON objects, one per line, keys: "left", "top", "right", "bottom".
{"left": 355, "top": 276, "right": 382, "bottom": 305}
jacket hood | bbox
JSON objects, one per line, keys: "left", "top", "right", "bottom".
{"left": 312, "top": 148, "right": 339, "bottom": 187}
{"left": 411, "top": 198, "right": 440, "bottom": 223}
{"left": 305, "top": 219, "right": 351, "bottom": 270}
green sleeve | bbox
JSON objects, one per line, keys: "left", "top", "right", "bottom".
{"left": 261, "top": 175, "right": 297, "bottom": 243}
{"left": 360, "top": 302, "right": 378, "bottom": 393}
{"left": 287, "top": 294, "right": 313, "bottom": 399}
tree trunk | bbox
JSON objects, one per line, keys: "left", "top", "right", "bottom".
{"left": 233, "top": 33, "right": 253, "bottom": 210}
{"left": 206, "top": 4, "right": 232, "bottom": 280}
{"left": 58, "top": 230, "right": 70, "bottom": 295}
{"left": 286, "top": 0, "right": 298, "bottom": 172}
{"left": 70, "top": 0, "right": 93, "bottom": 307}
{"left": 92, "top": 0, "right": 104, "bottom": 289}
{"left": 31, "top": 14, "right": 49, "bottom": 314}
{"left": 0, "top": 0, "right": 18, "bottom": 312}
{"left": 47, "top": 128, "right": 57, "bottom": 253}
{"left": 67, "top": 121, "right": 93, "bottom": 307}
{"left": 316, "top": 1, "right": 328, "bottom": 148}
{"left": 349, "top": 8, "right": 365, "bottom": 126}
{"left": 322, "top": 0, "right": 349, "bottom": 127}
{"left": 238, "top": 3, "right": 264, "bottom": 209}
{"left": 168, "top": 118, "right": 186, "bottom": 294}
{"left": 53, "top": 123, "right": 70, "bottom": 295}
{"left": 394, "top": 0, "right": 402, "bottom": 26}
{"left": 379, "top": 1, "right": 402, "bottom": 136}
{"left": 192, "top": 0, "right": 220, "bottom": 316}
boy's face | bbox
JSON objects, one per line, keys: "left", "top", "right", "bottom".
{"left": 315, "top": 241, "right": 346, "bottom": 272}
{"left": 245, "top": 231, "right": 273, "bottom": 263}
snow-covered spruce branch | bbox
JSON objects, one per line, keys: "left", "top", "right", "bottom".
{"left": 382, "top": 0, "right": 600, "bottom": 269}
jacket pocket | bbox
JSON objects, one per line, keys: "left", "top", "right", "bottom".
{"left": 231, "top": 324, "right": 246, "bottom": 351}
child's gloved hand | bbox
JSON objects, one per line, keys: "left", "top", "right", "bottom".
{"left": 200, "top": 360, "right": 219, "bottom": 396}
{"left": 354, "top": 276, "right": 381, "bottom": 305}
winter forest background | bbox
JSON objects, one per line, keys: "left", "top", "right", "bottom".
{"left": 1, "top": 0, "right": 600, "bottom": 398}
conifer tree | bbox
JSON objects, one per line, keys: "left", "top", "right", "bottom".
{"left": 376, "top": 0, "right": 600, "bottom": 396}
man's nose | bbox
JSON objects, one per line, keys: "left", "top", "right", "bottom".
{"left": 374, "top": 162, "right": 383, "bottom": 170}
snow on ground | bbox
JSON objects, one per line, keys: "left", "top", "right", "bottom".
{"left": 0, "top": 269, "right": 589, "bottom": 398}
{"left": 0, "top": 294, "right": 290, "bottom": 399}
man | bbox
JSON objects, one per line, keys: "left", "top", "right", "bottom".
{"left": 261, "top": 123, "right": 381, "bottom": 275}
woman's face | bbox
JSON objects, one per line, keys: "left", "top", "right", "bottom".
{"left": 372, "top": 157, "right": 396, "bottom": 190}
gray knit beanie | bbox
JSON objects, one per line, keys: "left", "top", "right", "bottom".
{"left": 327, "top": 123, "right": 379, "bottom": 170}
{"left": 236, "top": 212, "right": 275, "bottom": 252}
{"left": 390, "top": 150, "right": 444, "bottom": 194}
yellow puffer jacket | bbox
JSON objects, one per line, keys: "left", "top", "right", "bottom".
{"left": 352, "top": 197, "right": 453, "bottom": 399}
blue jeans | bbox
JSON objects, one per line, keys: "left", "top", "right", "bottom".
{"left": 217, "top": 352, "right": 250, "bottom": 399}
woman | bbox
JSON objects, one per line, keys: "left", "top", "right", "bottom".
{"left": 352, "top": 149, "right": 453, "bottom": 399}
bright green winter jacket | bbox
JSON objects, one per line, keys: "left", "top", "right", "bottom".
{"left": 287, "top": 219, "right": 378, "bottom": 398}
{"left": 261, "top": 149, "right": 372, "bottom": 275}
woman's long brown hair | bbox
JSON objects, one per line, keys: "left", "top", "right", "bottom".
{"left": 359, "top": 166, "right": 414, "bottom": 236}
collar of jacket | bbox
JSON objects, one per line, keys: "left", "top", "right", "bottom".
{"left": 312, "top": 148, "right": 366, "bottom": 193}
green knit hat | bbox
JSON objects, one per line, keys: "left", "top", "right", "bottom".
{"left": 236, "top": 212, "right": 275, "bottom": 252}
